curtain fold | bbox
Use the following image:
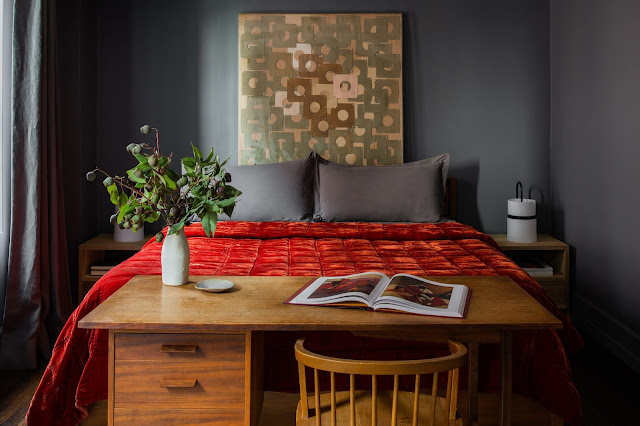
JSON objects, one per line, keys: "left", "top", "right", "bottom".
{"left": 0, "top": 0, "right": 71, "bottom": 369}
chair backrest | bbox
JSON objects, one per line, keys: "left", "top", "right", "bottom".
{"left": 295, "top": 338, "right": 467, "bottom": 426}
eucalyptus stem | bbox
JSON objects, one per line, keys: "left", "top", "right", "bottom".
{"left": 94, "top": 167, "right": 156, "bottom": 207}
{"left": 88, "top": 125, "right": 240, "bottom": 240}
{"left": 177, "top": 175, "right": 204, "bottom": 204}
{"left": 153, "top": 128, "right": 160, "bottom": 155}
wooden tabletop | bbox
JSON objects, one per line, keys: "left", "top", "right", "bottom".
{"left": 78, "top": 275, "right": 561, "bottom": 333}
{"left": 488, "top": 234, "right": 568, "bottom": 250}
{"left": 79, "top": 234, "right": 154, "bottom": 251}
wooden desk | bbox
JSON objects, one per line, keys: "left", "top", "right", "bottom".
{"left": 79, "top": 275, "right": 561, "bottom": 426}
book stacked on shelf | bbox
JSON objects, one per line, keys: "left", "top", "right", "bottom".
{"left": 513, "top": 256, "right": 554, "bottom": 277}
{"left": 286, "top": 272, "right": 470, "bottom": 318}
{"left": 90, "top": 266, "right": 113, "bottom": 276}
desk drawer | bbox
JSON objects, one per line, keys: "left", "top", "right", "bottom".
{"left": 115, "top": 333, "right": 245, "bottom": 361}
{"left": 114, "top": 360, "right": 245, "bottom": 409}
{"left": 114, "top": 408, "right": 243, "bottom": 425}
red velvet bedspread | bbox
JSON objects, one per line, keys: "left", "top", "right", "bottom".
{"left": 26, "top": 221, "right": 583, "bottom": 425}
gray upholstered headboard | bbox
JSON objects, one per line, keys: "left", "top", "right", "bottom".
{"left": 445, "top": 177, "right": 457, "bottom": 220}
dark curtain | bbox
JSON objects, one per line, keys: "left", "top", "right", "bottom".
{"left": 0, "top": 0, "right": 71, "bottom": 369}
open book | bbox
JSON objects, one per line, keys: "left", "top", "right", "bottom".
{"left": 285, "top": 272, "right": 470, "bottom": 318}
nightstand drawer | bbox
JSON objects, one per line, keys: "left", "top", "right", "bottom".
{"left": 114, "top": 408, "right": 243, "bottom": 425}
{"left": 539, "top": 282, "right": 568, "bottom": 308}
{"left": 115, "top": 333, "right": 245, "bottom": 361}
{"left": 114, "top": 359, "right": 245, "bottom": 409}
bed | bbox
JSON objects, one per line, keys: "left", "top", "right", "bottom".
{"left": 26, "top": 220, "right": 583, "bottom": 425}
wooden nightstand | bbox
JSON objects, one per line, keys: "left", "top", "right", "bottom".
{"left": 489, "top": 234, "right": 570, "bottom": 310}
{"left": 77, "top": 234, "right": 152, "bottom": 302}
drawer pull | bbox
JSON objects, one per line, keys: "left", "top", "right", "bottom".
{"left": 159, "top": 379, "right": 197, "bottom": 388}
{"left": 160, "top": 344, "right": 198, "bottom": 354}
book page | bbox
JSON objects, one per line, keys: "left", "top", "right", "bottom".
{"left": 288, "top": 272, "right": 390, "bottom": 306}
{"left": 377, "top": 274, "right": 455, "bottom": 310}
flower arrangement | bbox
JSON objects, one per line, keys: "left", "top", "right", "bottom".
{"left": 86, "top": 125, "right": 240, "bottom": 242}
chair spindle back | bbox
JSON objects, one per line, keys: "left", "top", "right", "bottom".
{"left": 295, "top": 338, "right": 467, "bottom": 426}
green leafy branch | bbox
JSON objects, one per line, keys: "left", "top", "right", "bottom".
{"left": 86, "top": 125, "right": 241, "bottom": 242}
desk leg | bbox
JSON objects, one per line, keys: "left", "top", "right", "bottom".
{"left": 108, "top": 330, "right": 114, "bottom": 426}
{"left": 246, "top": 331, "right": 264, "bottom": 426}
{"left": 467, "top": 342, "right": 478, "bottom": 426}
{"left": 499, "top": 331, "right": 512, "bottom": 426}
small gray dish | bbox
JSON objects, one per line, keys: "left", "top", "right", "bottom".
{"left": 195, "top": 279, "right": 234, "bottom": 293}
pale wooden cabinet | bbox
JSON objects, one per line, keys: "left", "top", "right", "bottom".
{"left": 489, "top": 234, "right": 570, "bottom": 310}
{"left": 77, "top": 234, "right": 151, "bottom": 303}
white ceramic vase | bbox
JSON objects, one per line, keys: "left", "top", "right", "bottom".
{"left": 161, "top": 229, "right": 190, "bottom": 286}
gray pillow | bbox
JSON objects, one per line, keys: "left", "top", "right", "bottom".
{"left": 408, "top": 153, "right": 449, "bottom": 193}
{"left": 313, "top": 152, "right": 449, "bottom": 188}
{"left": 317, "top": 161, "right": 445, "bottom": 222}
{"left": 312, "top": 152, "right": 449, "bottom": 221}
{"left": 221, "top": 156, "right": 314, "bottom": 221}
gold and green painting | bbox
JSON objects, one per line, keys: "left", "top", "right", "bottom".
{"left": 238, "top": 14, "right": 403, "bottom": 165}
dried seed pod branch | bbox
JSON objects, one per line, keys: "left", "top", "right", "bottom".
{"left": 87, "top": 125, "right": 241, "bottom": 242}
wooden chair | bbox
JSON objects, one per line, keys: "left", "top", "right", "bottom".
{"left": 294, "top": 338, "right": 467, "bottom": 426}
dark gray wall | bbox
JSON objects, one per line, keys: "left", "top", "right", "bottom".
{"left": 95, "top": 0, "right": 551, "bottom": 234}
{"left": 59, "top": 0, "right": 97, "bottom": 304}
{"left": 551, "top": 0, "right": 640, "bottom": 371}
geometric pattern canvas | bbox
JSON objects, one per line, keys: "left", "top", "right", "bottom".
{"left": 238, "top": 14, "right": 403, "bottom": 165}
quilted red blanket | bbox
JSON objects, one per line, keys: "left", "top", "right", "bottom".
{"left": 26, "top": 221, "right": 583, "bottom": 425}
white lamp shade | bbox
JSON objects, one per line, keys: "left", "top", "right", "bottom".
{"left": 113, "top": 206, "right": 145, "bottom": 242}
{"left": 507, "top": 198, "right": 537, "bottom": 243}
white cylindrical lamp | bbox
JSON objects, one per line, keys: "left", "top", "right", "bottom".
{"left": 507, "top": 182, "right": 537, "bottom": 243}
{"left": 114, "top": 206, "right": 145, "bottom": 242}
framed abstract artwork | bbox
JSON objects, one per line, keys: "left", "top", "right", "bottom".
{"left": 238, "top": 13, "right": 403, "bottom": 166}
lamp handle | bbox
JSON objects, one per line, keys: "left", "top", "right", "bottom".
{"left": 516, "top": 181, "right": 523, "bottom": 202}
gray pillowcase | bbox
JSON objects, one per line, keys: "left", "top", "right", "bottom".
{"left": 313, "top": 153, "right": 449, "bottom": 187}
{"left": 312, "top": 152, "right": 449, "bottom": 221}
{"left": 317, "top": 161, "right": 445, "bottom": 222}
{"left": 221, "top": 156, "right": 314, "bottom": 221}
{"left": 408, "top": 153, "right": 449, "bottom": 193}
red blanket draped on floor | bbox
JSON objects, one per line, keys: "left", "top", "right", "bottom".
{"left": 26, "top": 221, "right": 583, "bottom": 425}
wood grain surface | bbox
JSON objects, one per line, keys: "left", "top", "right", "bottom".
{"left": 79, "top": 234, "right": 152, "bottom": 251}
{"left": 113, "top": 408, "right": 243, "bottom": 425}
{"left": 488, "top": 234, "right": 570, "bottom": 310}
{"left": 295, "top": 390, "right": 463, "bottom": 426}
{"left": 116, "top": 333, "right": 244, "bottom": 361}
{"left": 488, "top": 234, "right": 568, "bottom": 250}
{"left": 77, "top": 234, "right": 152, "bottom": 302}
{"left": 79, "top": 275, "right": 561, "bottom": 332}
{"left": 114, "top": 360, "right": 244, "bottom": 409}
